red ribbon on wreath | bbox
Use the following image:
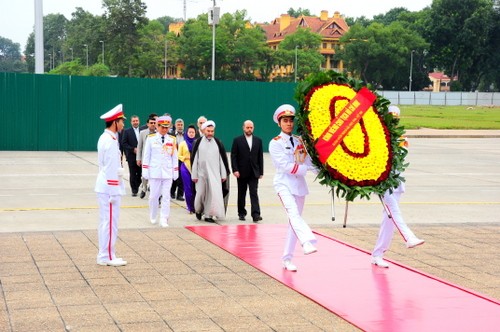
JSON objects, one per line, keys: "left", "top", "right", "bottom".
{"left": 314, "top": 87, "right": 377, "bottom": 164}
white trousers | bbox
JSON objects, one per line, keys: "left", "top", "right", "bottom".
{"left": 97, "top": 193, "right": 121, "bottom": 261}
{"left": 149, "top": 178, "right": 173, "bottom": 222}
{"left": 278, "top": 189, "right": 317, "bottom": 261}
{"left": 372, "top": 188, "right": 418, "bottom": 258}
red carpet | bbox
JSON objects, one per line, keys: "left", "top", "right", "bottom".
{"left": 186, "top": 224, "right": 500, "bottom": 331}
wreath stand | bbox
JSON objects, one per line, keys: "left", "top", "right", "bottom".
{"left": 331, "top": 191, "right": 392, "bottom": 228}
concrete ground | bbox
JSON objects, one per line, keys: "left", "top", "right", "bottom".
{"left": 0, "top": 129, "right": 499, "bottom": 331}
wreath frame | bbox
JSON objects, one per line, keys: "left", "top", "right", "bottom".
{"left": 294, "top": 71, "right": 409, "bottom": 202}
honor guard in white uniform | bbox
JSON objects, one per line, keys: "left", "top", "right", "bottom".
{"left": 371, "top": 105, "right": 425, "bottom": 268}
{"left": 269, "top": 104, "right": 318, "bottom": 272}
{"left": 142, "top": 116, "right": 179, "bottom": 227}
{"left": 95, "top": 104, "right": 127, "bottom": 266}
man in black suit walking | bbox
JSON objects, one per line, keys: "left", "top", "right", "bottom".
{"left": 121, "top": 115, "right": 142, "bottom": 196}
{"left": 230, "top": 120, "right": 264, "bottom": 222}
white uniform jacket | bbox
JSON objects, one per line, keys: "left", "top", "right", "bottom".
{"left": 142, "top": 133, "right": 179, "bottom": 180}
{"left": 94, "top": 129, "right": 126, "bottom": 196}
{"left": 268, "top": 132, "right": 313, "bottom": 197}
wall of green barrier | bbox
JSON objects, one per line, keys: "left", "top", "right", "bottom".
{"left": 0, "top": 72, "right": 297, "bottom": 151}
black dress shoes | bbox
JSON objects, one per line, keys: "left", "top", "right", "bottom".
{"left": 253, "top": 216, "right": 263, "bottom": 222}
{"left": 140, "top": 191, "right": 146, "bottom": 199}
{"left": 204, "top": 217, "right": 215, "bottom": 223}
{"left": 195, "top": 212, "right": 202, "bottom": 220}
{"left": 238, "top": 216, "right": 246, "bottom": 221}
{"left": 176, "top": 196, "right": 185, "bottom": 201}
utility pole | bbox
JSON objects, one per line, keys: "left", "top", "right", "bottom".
{"left": 409, "top": 50, "right": 415, "bottom": 92}
{"left": 34, "top": 0, "right": 44, "bottom": 73}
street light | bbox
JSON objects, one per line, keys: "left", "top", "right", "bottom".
{"left": 99, "top": 40, "right": 104, "bottom": 65}
{"left": 209, "top": 1, "right": 220, "bottom": 81}
{"left": 294, "top": 45, "right": 298, "bottom": 83}
{"left": 69, "top": 48, "right": 74, "bottom": 61}
{"left": 409, "top": 50, "right": 415, "bottom": 91}
{"left": 164, "top": 40, "right": 168, "bottom": 79}
{"left": 83, "top": 44, "right": 88, "bottom": 68}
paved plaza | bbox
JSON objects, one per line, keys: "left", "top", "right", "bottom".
{"left": 0, "top": 130, "right": 499, "bottom": 331}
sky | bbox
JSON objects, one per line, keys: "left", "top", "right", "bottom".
{"left": 0, "top": 0, "right": 433, "bottom": 52}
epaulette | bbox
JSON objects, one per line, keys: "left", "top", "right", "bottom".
{"left": 273, "top": 136, "right": 281, "bottom": 140}
{"left": 147, "top": 133, "right": 156, "bottom": 137}
{"left": 169, "top": 134, "right": 176, "bottom": 140}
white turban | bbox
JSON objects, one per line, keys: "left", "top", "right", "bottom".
{"left": 201, "top": 120, "right": 215, "bottom": 130}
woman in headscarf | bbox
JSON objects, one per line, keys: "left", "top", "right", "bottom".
{"left": 177, "top": 125, "right": 197, "bottom": 214}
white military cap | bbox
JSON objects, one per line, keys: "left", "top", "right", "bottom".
{"left": 273, "top": 104, "right": 295, "bottom": 123}
{"left": 388, "top": 105, "right": 401, "bottom": 116}
{"left": 201, "top": 120, "right": 215, "bottom": 130}
{"left": 100, "top": 104, "right": 126, "bottom": 121}
{"left": 157, "top": 115, "right": 172, "bottom": 127}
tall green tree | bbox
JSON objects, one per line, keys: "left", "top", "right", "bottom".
{"left": 336, "top": 22, "right": 429, "bottom": 90}
{"left": 425, "top": 0, "right": 496, "bottom": 91}
{"left": 276, "top": 28, "right": 323, "bottom": 81}
{"left": 287, "top": 8, "right": 312, "bottom": 18}
{"left": 177, "top": 15, "right": 212, "bottom": 79}
{"left": 135, "top": 20, "right": 166, "bottom": 77}
{"left": 102, "top": 0, "right": 148, "bottom": 76}
{"left": 0, "top": 36, "right": 27, "bottom": 72}
{"left": 65, "top": 8, "right": 106, "bottom": 68}
{"left": 24, "top": 13, "right": 68, "bottom": 72}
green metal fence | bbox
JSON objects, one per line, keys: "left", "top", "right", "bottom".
{"left": 0, "top": 72, "right": 297, "bottom": 151}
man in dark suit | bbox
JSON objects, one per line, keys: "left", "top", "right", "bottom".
{"left": 121, "top": 115, "right": 142, "bottom": 196}
{"left": 230, "top": 120, "right": 264, "bottom": 222}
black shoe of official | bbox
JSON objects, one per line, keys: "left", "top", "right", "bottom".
{"left": 170, "top": 194, "right": 176, "bottom": 199}
{"left": 195, "top": 212, "right": 202, "bottom": 220}
{"left": 253, "top": 216, "right": 263, "bottom": 222}
{"left": 176, "top": 196, "right": 185, "bottom": 201}
{"left": 238, "top": 216, "right": 246, "bottom": 221}
{"left": 204, "top": 217, "right": 215, "bottom": 223}
{"left": 132, "top": 192, "right": 138, "bottom": 197}
{"left": 140, "top": 191, "right": 146, "bottom": 199}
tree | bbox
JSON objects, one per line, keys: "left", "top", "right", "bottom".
{"left": 373, "top": 7, "right": 410, "bottom": 26}
{"left": 177, "top": 15, "right": 212, "bottom": 79}
{"left": 336, "top": 22, "right": 429, "bottom": 90}
{"left": 287, "top": 8, "right": 312, "bottom": 18}
{"left": 65, "top": 8, "right": 106, "bottom": 68}
{"left": 425, "top": 0, "right": 496, "bottom": 91}
{"left": 47, "top": 59, "right": 85, "bottom": 75}
{"left": 275, "top": 28, "right": 323, "bottom": 81}
{"left": 24, "top": 13, "right": 68, "bottom": 72}
{"left": 135, "top": 20, "right": 166, "bottom": 78}
{"left": 103, "top": 0, "right": 148, "bottom": 76}
{"left": 0, "top": 36, "right": 27, "bottom": 72}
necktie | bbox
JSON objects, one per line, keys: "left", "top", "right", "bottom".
{"left": 290, "top": 136, "right": 294, "bottom": 147}
{"left": 161, "top": 136, "right": 165, "bottom": 144}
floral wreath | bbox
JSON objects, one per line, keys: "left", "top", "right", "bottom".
{"left": 294, "top": 71, "right": 408, "bottom": 201}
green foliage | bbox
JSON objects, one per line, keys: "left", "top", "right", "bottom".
{"left": 103, "top": 0, "right": 148, "bottom": 77}
{"left": 425, "top": 0, "right": 497, "bottom": 91}
{"left": 287, "top": 8, "right": 312, "bottom": 18}
{"left": 276, "top": 28, "right": 323, "bottom": 81}
{"left": 0, "top": 36, "right": 27, "bottom": 72}
{"left": 48, "top": 59, "right": 85, "bottom": 75}
{"left": 336, "top": 22, "right": 429, "bottom": 90}
{"left": 294, "top": 71, "right": 408, "bottom": 201}
{"left": 83, "top": 63, "right": 111, "bottom": 77}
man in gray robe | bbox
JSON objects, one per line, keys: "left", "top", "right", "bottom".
{"left": 191, "top": 120, "right": 230, "bottom": 222}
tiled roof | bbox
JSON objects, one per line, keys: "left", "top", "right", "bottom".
{"left": 260, "top": 11, "right": 349, "bottom": 43}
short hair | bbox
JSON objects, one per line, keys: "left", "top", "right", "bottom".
{"left": 197, "top": 116, "right": 207, "bottom": 123}
{"left": 175, "top": 118, "right": 184, "bottom": 124}
{"left": 148, "top": 113, "right": 158, "bottom": 118}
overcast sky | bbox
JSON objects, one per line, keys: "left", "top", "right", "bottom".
{"left": 1, "top": 0, "right": 433, "bottom": 52}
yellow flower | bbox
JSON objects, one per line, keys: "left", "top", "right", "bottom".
{"left": 305, "top": 83, "right": 391, "bottom": 185}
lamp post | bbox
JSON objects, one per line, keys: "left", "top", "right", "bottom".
{"left": 409, "top": 50, "right": 415, "bottom": 91}
{"left": 99, "top": 40, "right": 104, "bottom": 65}
{"left": 164, "top": 40, "right": 168, "bottom": 78}
{"left": 69, "top": 48, "right": 73, "bottom": 61}
{"left": 294, "top": 45, "right": 298, "bottom": 83}
{"left": 209, "top": 1, "right": 219, "bottom": 81}
{"left": 83, "top": 44, "right": 88, "bottom": 68}
{"left": 49, "top": 53, "right": 52, "bottom": 70}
